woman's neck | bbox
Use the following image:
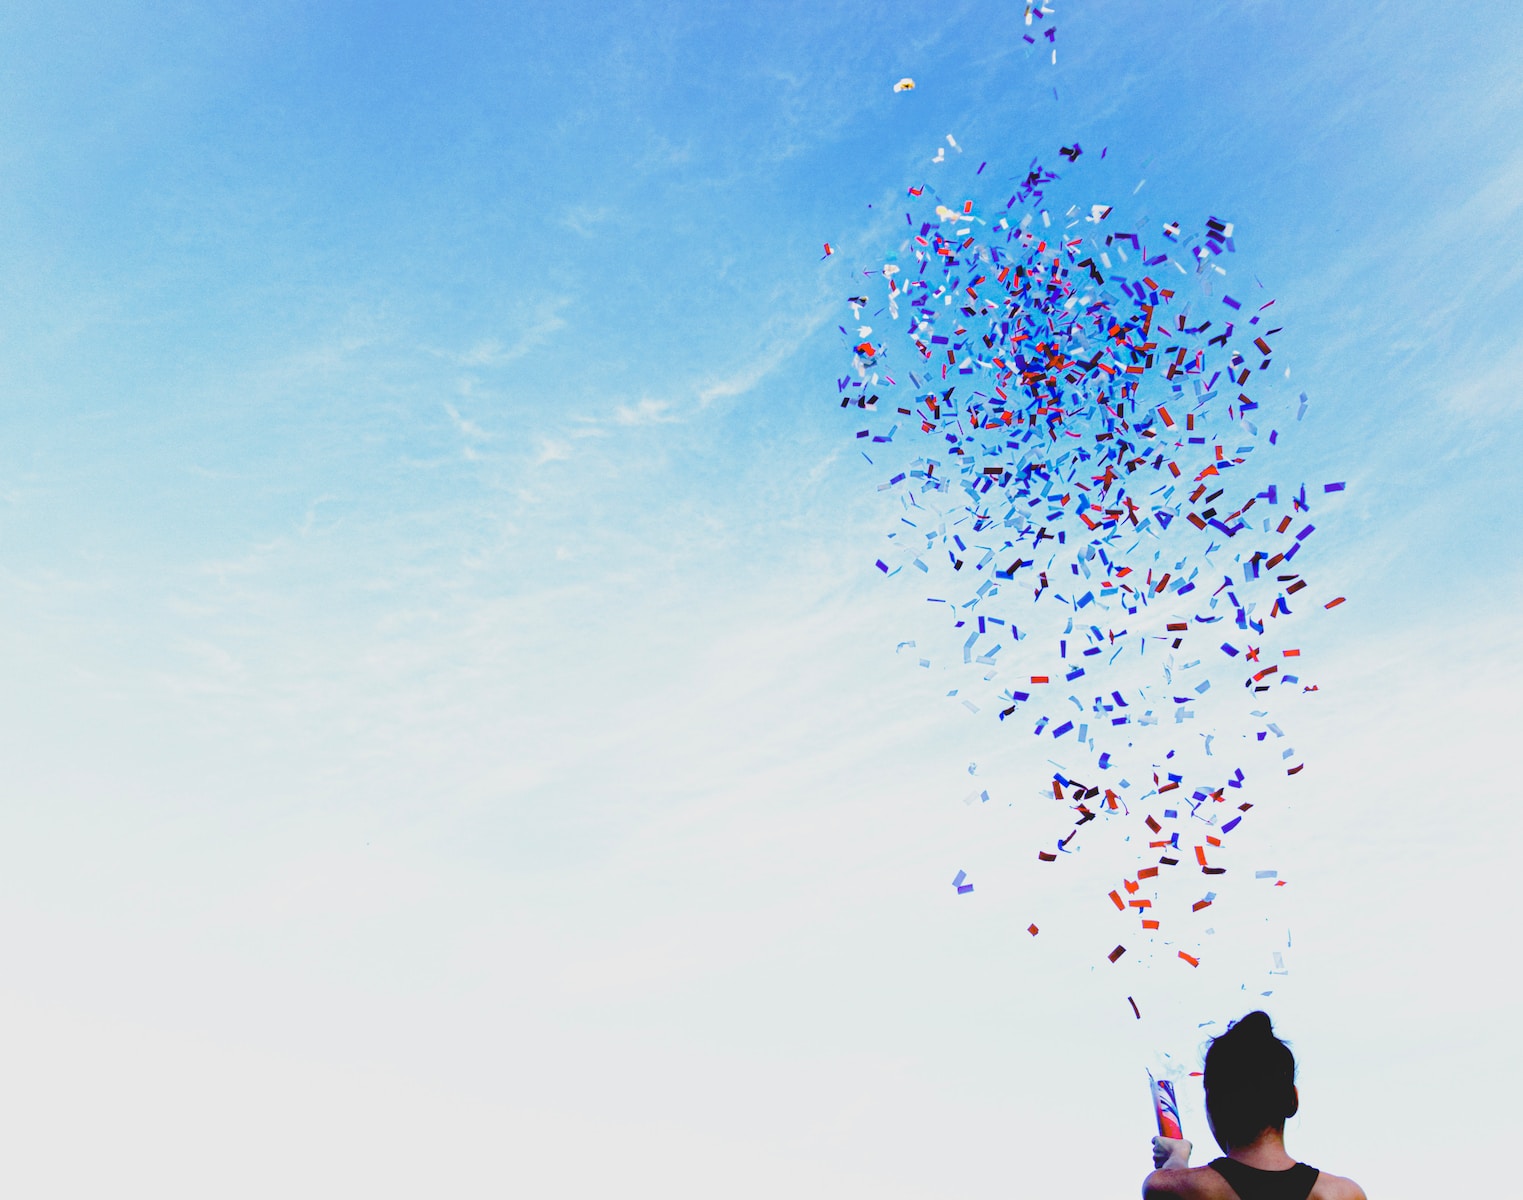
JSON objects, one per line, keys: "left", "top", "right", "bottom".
{"left": 1227, "top": 1128, "right": 1296, "bottom": 1171}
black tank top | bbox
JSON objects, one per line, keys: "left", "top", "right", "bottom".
{"left": 1208, "top": 1157, "right": 1321, "bottom": 1200}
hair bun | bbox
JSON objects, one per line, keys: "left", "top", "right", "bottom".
{"left": 1232, "top": 1010, "right": 1276, "bottom": 1040}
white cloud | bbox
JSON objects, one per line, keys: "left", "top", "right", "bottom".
{"left": 442, "top": 401, "right": 490, "bottom": 441}
{"left": 534, "top": 438, "right": 572, "bottom": 465}
{"left": 1450, "top": 148, "right": 1523, "bottom": 230}
{"left": 1445, "top": 339, "right": 1523, "bottom": 417}
{"left": 560, "top": 204, "right": 616, "bottom": 237}
{"left": 696, "top": 304, "right": 833, "bottom": 406}
{"left": 451, "top": 300, "right": 572, "bottom": 368}
{"left": 611, "top": 398, "right": 679, "bottom": 426}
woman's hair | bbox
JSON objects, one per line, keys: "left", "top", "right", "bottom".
{"left": 1203, "top": 1011, "right": 1299, "bottom": 1150}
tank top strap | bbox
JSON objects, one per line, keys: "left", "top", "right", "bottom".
{"left": 1207, "top": 1157, "right": 1321, "bottom": 1200}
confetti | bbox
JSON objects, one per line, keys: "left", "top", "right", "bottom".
{"left": 834, "top": 144, "right": 1346, "bottom": 977}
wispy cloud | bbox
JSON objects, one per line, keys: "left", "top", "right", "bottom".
{"left": 451, "top": 299, "right": 572, "bottom": 368}
{"left": 1444, "top": 337, "right": 1523, "bottom": 418}
{"left": 611, "top": 398, "right": 680, "bottom": 426}
{"left": 561, "top": 204, "right": 617, "bottom": 237}
{"left": 634, "top": 132, "right": 695, "bottom": 173}
{"left": 534, "top": 438, "right": 573, "bottom": 465}
{"left": 696, "top": 303, "right": 833, "bottom": 406}
{"left": 442, "top": 402, "right": 492, "bottom": 441}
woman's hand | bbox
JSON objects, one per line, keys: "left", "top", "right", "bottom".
{"left": 1152, "top": 1136, "right": 1192, "bottom": 1170}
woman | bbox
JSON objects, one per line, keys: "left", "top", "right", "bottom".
{"left": 1142, "top": 1011, "right": 1366, "bottom": 1200}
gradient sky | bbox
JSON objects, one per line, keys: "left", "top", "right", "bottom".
{"left": 1, "top": 2, "right": 1520, "bottom": 1196}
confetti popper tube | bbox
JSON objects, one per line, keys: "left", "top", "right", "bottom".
{"left": 1149, "top": 1071, "right": 1183, "bottom": 1140}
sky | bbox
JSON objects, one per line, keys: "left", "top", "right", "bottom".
{"left": 1, "top": 1, "right": 1521, "bottom": 1195}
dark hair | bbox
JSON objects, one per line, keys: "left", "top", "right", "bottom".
{"left": 1203, "top": 1011, "right": 1298, "bottom": 1150}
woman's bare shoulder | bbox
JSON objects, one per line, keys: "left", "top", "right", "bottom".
{"left": 1142, "top": 1165, "right": 1237, "bottom": 1200}
{"left": 1310, "top": 1171, "right": 1366, "bottom": 1200}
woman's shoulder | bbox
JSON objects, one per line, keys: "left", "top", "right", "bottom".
{"left": 1145, "top": 1162, "right": 1364, "bottom": 1200}
{"left": 1141, "top": 1165, "right": 1238, "bottom": 1199}
{"left": 1309, "top": 1170, "right": 1366, "bottom": 1200}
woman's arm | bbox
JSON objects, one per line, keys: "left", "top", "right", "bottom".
{"left": 1141, "top": 1138, "right": 1235, "bottom": 1199}
{"left": 1142, "top": 1137, "right": 1192, "bottom": 1198}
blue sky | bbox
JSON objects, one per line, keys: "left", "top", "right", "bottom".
{"left": 1, "top": 2, "right": 1520, "bottom": 1196}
